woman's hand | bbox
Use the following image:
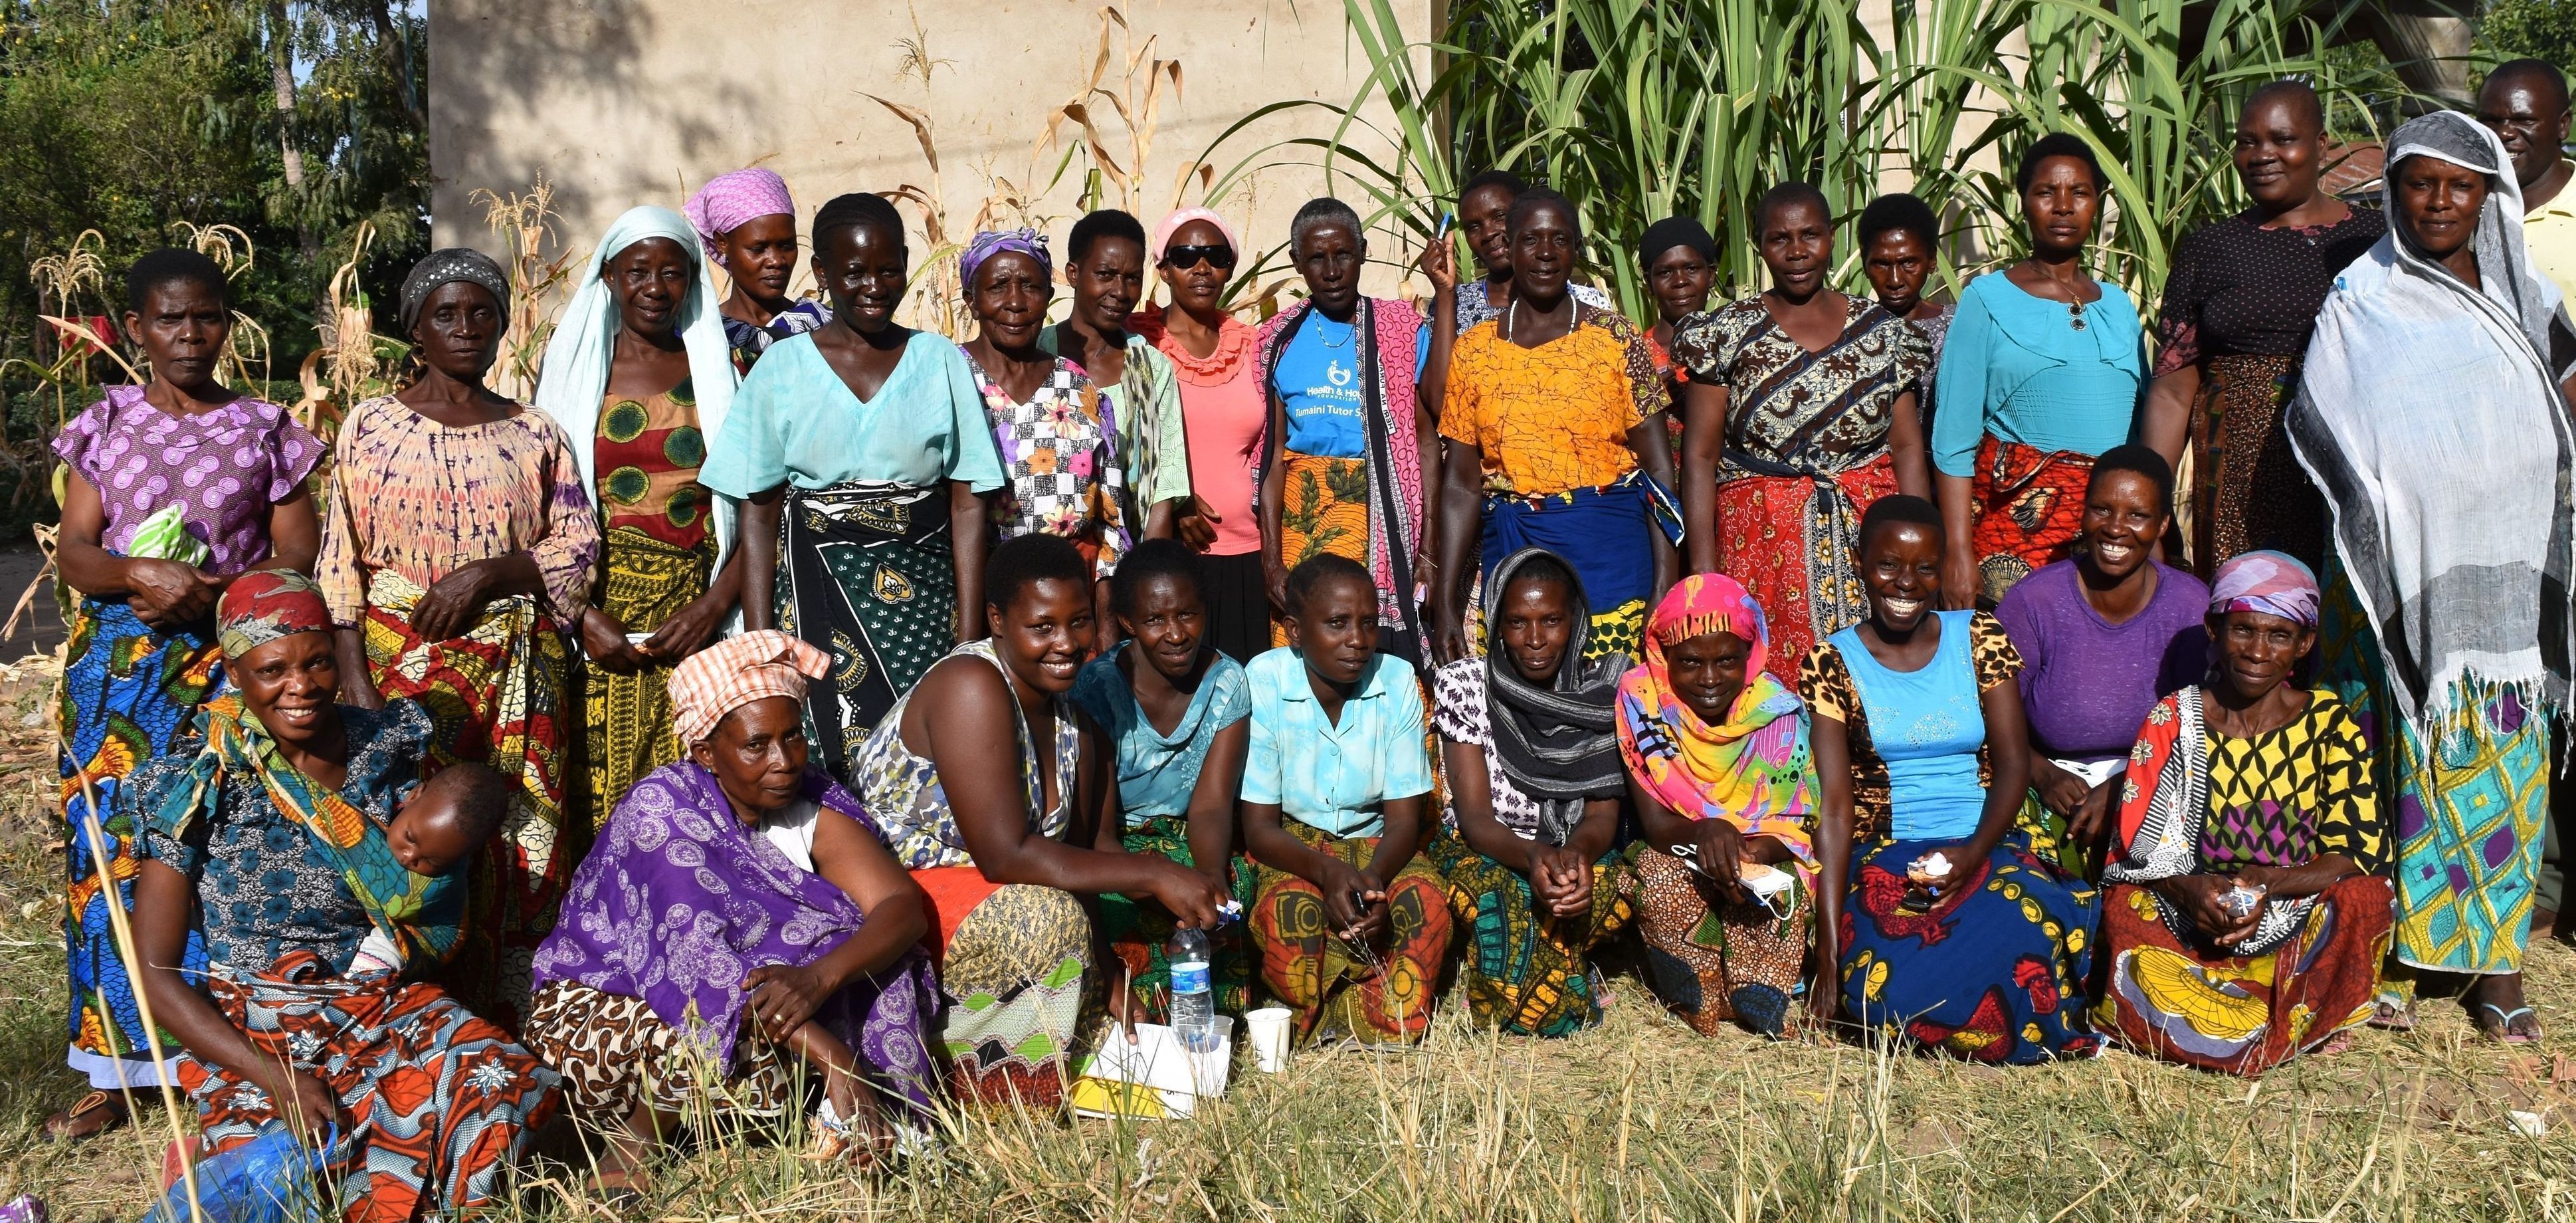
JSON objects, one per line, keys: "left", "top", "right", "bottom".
{"left": 1143, "top": 859, "right": 1228, "bottom": 931}
{"left": 743, "top": 962, "right": 835, "bottom": 1040}
{"left": 1428, "top": 594, "right": 1470, "bottom": 667}
{"left": 2066, "top": 780, "right": 2118, "bottom": 847}
{"left": 1939, "top": 542, "right": 1980, "bottom": 612}
{"left": 1418, "top": 235, "right": 1459, "bottom": 296}
{"left": 409, "top": 560, "right": 502, "bottom": 641}
{"left": 640, "top": 590, "right": 730, "bottom": 665}
{"left": 1528, "top": 844, "right": 1593, "bottom": 919}
{"left": 1175, "top": 495, "right": 1220, "bottom": 551}
{"left": 2156, "top": 873, "right": 2261, "bottom": 946}
{"left": 1688, "top": 819, "right": 1749, "bottom": 895}
{"left": 272, "top": 1069, "right": 349, "bottom": 1145}
{"left": 1318, "top": 859, "right": 1389, "bottom": 941}
{"left": 2029, "top": 758, "right": 2090, "bottom": 819}
{"left": 1261, "top": 548, "right": 1290, "bottom": 615}
{"left": 579, "top": 608, "right": 649, "bottom": 675}
{"left": 124, "top": 559, "right": 220, "bottom": 627}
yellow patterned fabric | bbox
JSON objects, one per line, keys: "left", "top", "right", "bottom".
{"left": 2198, "top": 691, "right": 2383, "bottom": 873}
{"left": 578, "top": 527, "right": 713, "bottom": 826}
{"left": 1439, "top": 306, "right": 1666, "bottom": 497}
{"left": 1271, "top": 452, "right": 1373, "bottom": 647}
{"left": 591, "top": 380, "right": 712, "bottom": 552}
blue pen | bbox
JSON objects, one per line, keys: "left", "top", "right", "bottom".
{"left": 1435, "top": 211, "right": 1454, "bottom": 241}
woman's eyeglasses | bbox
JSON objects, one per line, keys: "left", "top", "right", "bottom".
{"left": 1160, "top": 244, "right": 1238, "bottom": 271}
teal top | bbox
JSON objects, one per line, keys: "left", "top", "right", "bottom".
{"left": 1070, "top": 645, "right": 1252, "bottom": 830}
{"left": 1240, "top": 646, "right": 1434, "bottom": 838}
{"left": 700, "top": 330, "right": 1007, "bottom": 497}
{"left": 1930, "top": 273, "right": 2144, "bottom": 477}
{"left": 1828, "top": 610, "right": 1989, "bottom": 841}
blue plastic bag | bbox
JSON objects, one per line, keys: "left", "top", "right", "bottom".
{"left": 138, "top": 1126, "right": 334, "bottom": 1223}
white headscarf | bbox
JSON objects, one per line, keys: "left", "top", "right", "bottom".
{"left": 2288, "top": 112, "right": 2576, "bottom": 732}
{"left": 533, "top": 205, "right": 740, "bottom": 574}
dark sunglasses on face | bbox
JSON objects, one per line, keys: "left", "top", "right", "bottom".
{"left": 1161, "top": 243, "right": 1238, "bottom": 271}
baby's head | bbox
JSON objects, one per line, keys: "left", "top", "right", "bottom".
{"left": 391, "top": 763, "right": 510, "bottom": 876}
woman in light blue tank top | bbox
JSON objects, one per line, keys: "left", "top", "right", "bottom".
{"left": 1798, "top": 495, "right": 2102, "bottom": 1062}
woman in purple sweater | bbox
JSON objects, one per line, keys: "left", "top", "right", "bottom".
{"left": 1994, "top": 445, "right": 2209, "bottom": 871}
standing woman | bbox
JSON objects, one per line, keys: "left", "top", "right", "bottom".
{"left": 2294, "top": 112, "right": 2576, "bottom": 1041}
{"left": 684, "top": 167, "right": 831, "bottom": 372}
{"left": 1041, "top": 209, "right": 1192, "bottom": 542}
{"left": 1131, "top": 208, "right": 1269, "bottom": 662}
{"left": 533, "top": 205, "right": 743, "bottom": 826}
{"left": 1674, "top": 182, "right": 1933, "bottom": 683}
{"left": 1857, "top": 193, "right": 1953, "bottom": 429}
{"left": 1258, "top": 197, "right": 1436, "bottom": 663}
{"left": 48, "top": 249, "right": 323, "bottom": 1138}
{"left": 704, "top": 193, "right": 1005, "bottom": 775}
{"left": 318, "top": 248, "right": 600, "bottom": 1026}
{"left": 1933, "top": 134, "right": 2145, "bottom": 608}
{"left": 2139, "top": 81, "right": 2382, "bottom": 576}
{"left": 959, "top": 229, "right": 1128, "bottom": 610}
{"left": 1637, "top": 215, "right": 1718, "bottom": 426}
{"left": 1431, "top": 188, "right": 1679, "bottom": 665}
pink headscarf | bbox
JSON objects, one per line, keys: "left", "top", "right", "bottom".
{"left": 666, "top": 629, "right": 830, "bottom": 744}
{"left": 682, "top": 168, "right": 796, "bottom": 266}
{"left": 1150, "top": 207, "right": 1243, "bottom": 263}
{"left": 2208, "top": 549, "right": 2320, "bottom": 627}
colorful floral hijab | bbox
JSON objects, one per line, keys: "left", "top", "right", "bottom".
{"left": 1613, "top": 574, "right": 1817, "bottom": 862}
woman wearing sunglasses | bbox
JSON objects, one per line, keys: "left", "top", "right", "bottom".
{"left": 1130, "top": 209, "right": 1270, "bottom": 662}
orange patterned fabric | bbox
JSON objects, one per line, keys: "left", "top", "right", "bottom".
{"left": 1439, "top": 304, "right": 1667, "bottom": 497}
{"left": 1967, "top": 436, "right": 2094, "bottom": 606}
{"left": 1716, "top": 453, "right": 1900, "bottom": 683}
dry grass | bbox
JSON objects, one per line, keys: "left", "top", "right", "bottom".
{"left": 0, "top": 653, "right": 2570, "bottom": 1220}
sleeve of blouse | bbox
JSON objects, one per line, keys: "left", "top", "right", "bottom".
{"left": 1607, "top": 312, "right": 1668, "bottom": 424}
{"left": 1796, "top": 644, "right": 1850, "bottom": 724}
{"left": 941, "top": 345, "right": 1009, "bottom": 494}
{"left": 528, "top": 418, "right": 605, "bottom": 621}
{"left": 264, "top": 411, "right": 326, "bottom": 502}
{"left": 1668, "top": 309, "right": 1732, "bottom": 384}
{"left": 1992, "top": 583, "right": 2043, "bottom": 715}
{"left": 1886, "top": 312, "right": 1934, "bottom": 390}
{"left": 1930, "top": 286, "right": 1999, "bottom": 478}
{"left": 1381, "top": 671, "right": 1435, "bottom": 800}
{"left": 1092, "top": 392, "right": 1128, "bottom": 579}
{"left": 315, "top": 407, "right": 370, "bottom": 627}
{"left": 2151, "top": 233, "right": 2205, "bottom": 377}
{"left": 2314, "top": 697, "right": 2385, "bottom": 871}
{"left": 1968, "top": 612, "right": 2024, "bottom": 692}
{"left": 128, "top": 752, "right": 207, "bottom": 876}
{"left": 1145, "top": 354, "right": 1191, "bottom": 504}
{"left": 1240, "top": 671, "right": 1285, "bottom": 808}
{"left": 1437, "top": 332, "right": 1482, "bottom": 447}
{"left": 1429, "top": 660, "right": 1482, "bottom": 745}
{"left": 49, "top": 400, "right": 107, "bottom": 489}
{"left": 698, "top": 356, "right": 785, "bottom": 499}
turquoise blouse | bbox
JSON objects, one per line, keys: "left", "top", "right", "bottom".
{"left": 1070, "top": 645, "right": 1252, "bottom": 830}
{"left": 1240, "top": 647, "right": 1435, "bottom": 838}
{"left": 700, "top": 330, "right": 1007, "bottom": 497}
{"left": 1930, "top": 273, "right": 2145, "bottom": 477}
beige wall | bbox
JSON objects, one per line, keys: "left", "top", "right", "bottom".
{"left": 429, "top": 0, "right": 1439, "bottom": 318}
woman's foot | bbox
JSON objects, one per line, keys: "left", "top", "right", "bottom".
{"left": 42, "top": 1090, "right": 128, "bottom": 1141}
{"left": 2470, "top": 974, "right": 2543, "bottom": 1044}
{"left": 2369, "top": 997, "right": 2417, "bottom": 1031}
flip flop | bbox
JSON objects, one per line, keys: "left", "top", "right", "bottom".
{"left": 2476, "top": 1002, "right": 2543, "bottom": 1044}
{"left": 42, "top": 1090, "right": 127, "bottom": 1142}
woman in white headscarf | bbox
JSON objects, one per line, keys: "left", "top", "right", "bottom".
{"left": 2292, "top": 110, "right": 2576, "bottom": 1041}
{"left": 534, "top": 205, "right": 743, "bottom": 828}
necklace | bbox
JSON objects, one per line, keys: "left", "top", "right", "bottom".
{"left": 2068, "top": 298, "right": 2087, "bottom": 332}
{"left": 1315, "top": 310, "right": 1353, "bottom": 348}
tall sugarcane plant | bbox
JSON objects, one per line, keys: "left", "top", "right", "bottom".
{"left": 1203, "top": 0, "right": 2397, "bottom": 318}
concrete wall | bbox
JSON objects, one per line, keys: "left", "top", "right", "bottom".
{"left": 428, "top": 0, "right": 1439, "bottom": 319}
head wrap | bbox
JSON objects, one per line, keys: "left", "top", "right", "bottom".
{"left": 1478, "top": 548, "right": 1627, "bottom": 845}
{"left": 532, "top": 205, "right": 740, "bottom": 574}
{"left": 961, "top": 228, "right": 1052, "bottom": 288}
{"left": 1637, "top": 215, "right": 1717, "bottom": 267}
{"left": 397, "top": 248, "right": 512, "bottom": 338}
{"left": 682, "top": 168, "right": 797, "bottom": 267}
{"left": 1613, "top": 575, "right": 1817, "bottom": 862}
{"left": 217, "top": 570, "right": 332, "bottom": 659}
{"left": 2385, "top": 112, "right": 2562, "bottom": 359}
{"left": 1150, "top": 207, "right": 1243, "bottom": 265}
{"left": 668, "top": 629, "right": 831, "bottom": 744}
{"left": 2208, "top": 549, "right": 2320, "bottom": 628}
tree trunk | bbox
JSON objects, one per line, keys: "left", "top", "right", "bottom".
{"left": 266, "top": 1, "right": 306, "bottom": 193}
{"left": 368, "top": 0, "right": 426, "bottom": 132}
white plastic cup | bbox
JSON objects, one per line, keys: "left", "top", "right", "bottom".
{"left": 1244, "top": 1007, "right": 1292, "bottom": 1073}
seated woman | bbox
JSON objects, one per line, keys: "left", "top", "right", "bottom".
{"left": 127, "top": 572, "right": 559, "bottom": 1222}
{"left": 525, "top": 630, "right": 940, "bottom": 1177}
{"left": 1243, "top": 554, "right": 1449, "bottom": 1045}
{"left": 1995, "top": 445, "right": 2209, "bottom": 870}
{"left": 1433, "top": 548, "right": 1637, "bottom": 1038}
{"left": 852, "top": 534, "right": 1227, "bottom": 1107}
{"left": 1801, "top": 496, "right": 2102, "bottom": 1062}
{"left": 2097, "top": 552, "right": 2391, "bottom": 1074}
{"left": 1616, "top": 574, "right": 1821, "bottom": 1039}
{"left": 1070, "top": 538, "right": 1255, "bottom": 1022}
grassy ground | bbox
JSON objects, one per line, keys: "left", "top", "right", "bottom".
{"left": 0, "top": 659, "right": 2572, "bottom": 1221}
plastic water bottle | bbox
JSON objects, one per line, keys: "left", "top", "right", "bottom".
{"left": 1167, "top": 927, "right": 1217, "bottom": 1052}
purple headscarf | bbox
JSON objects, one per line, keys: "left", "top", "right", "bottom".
{"left": 529, "top": 760, "right": 939, "bottom": 1109}
{"left": 2209, "top": 549, "right": 2320, "bottom": 627}
{"left": 682, "top": 167, "right": 796, "bottom": 266}
{"left": 960, "top": 227, "right": 1052, "bottom": 287}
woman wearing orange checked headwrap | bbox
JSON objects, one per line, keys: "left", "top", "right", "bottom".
{"left": 1614, "top": 574, "right": 1820, "bottom": 1038}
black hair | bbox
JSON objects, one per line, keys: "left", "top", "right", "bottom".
{"left": 1460, "top": 169, "right": 1530, "bottom": 202}
{"left": 411, "top": 762, "right": 511, "bottom": 838}
{"left": 2017, "top": 132, "right": 2108, "bottom": 194}
{"left": 1290, "top": 197, "right": 1364, "bottom": 249}
{"left": 983, "top": 533, "right": 1090, "bottom": 613}
{"left": 1755, "top": 181, "right": 1833, "bottom": 233}
{"left": 1066, "top": 208, "right": 1148, "bottom": 263}
{"left": 1500, "top": 552, "right": 1578, "bottom": 602}
{"left": 1858, "top": 493, "right": 1945, "bottom": 550}
{"left": 125, "top": 247, "right": 231, "bottom": 315}
{"left": 2086, "top": 443, "right": 2176, "bottom": 509}
{"left": 1284, "top": 552, "right": 1372, "bottom": 617}
{"left": 1506, "top": 186, "right": 1579, "bottom": 239}
{"left": 2488, "top": 58, "right": 2573, "bottom": 115}
{"left": 811, "top": 192, "right": 908, "bottom": 252}
{"left": 2244, "top": 78, "right": 2326, "bottom": 132}
{"left": 1856, "top": 192, "right": 1941, "bottom": 253}
{"left": 1109, "top": 537, "right": 1205, "bottom": 620}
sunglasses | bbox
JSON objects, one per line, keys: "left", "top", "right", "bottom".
{"left": 1161, "top": 243, "right": 1238, "bottom": 271}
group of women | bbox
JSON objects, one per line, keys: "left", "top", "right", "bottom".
{"left": 36, "top": 62, "right": 2576, "bottom": 1214}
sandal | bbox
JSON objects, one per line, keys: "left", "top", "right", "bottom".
{"left": 2476, "top": 1003, "right": 2544, "bottom": 1044}
{"left": 43, "top": 1089, "right": 128, "bottom": 1141}
{"left": 2369, "top": 998, "right": 2417, "bottom": 1031}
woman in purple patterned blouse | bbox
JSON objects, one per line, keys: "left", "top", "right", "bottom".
{"left": 47, "top": 247, "right": 324, "bottom": 1140}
